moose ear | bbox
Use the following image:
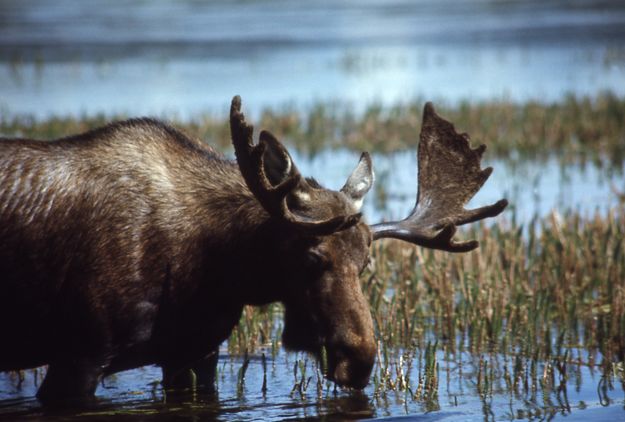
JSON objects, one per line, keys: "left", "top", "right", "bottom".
{"left": 258, "top": 130, "right": 297, "bottom": 185}
{"left": 341, "top": 152, "right": 374, "bottom": 211}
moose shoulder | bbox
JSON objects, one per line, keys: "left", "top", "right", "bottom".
{"left": 0, "top": 96, "right": 507, "bottom": 404}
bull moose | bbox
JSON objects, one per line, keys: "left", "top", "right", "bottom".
{"left": 0, "top": 96, "right": 507, "bottom": 403}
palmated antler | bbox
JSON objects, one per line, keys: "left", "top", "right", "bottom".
{"left": 370, "top": 103, "right": 508, "bottom": 252}
{"left": 230, "top": 96, "right": 361, "bottom": 235}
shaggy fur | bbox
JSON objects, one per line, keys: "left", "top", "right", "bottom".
{"left": 0, "top": 118, "right": 376, "bottom": 402}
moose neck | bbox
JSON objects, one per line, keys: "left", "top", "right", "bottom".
{"left": 183, "top": 160, "right": 288, "bottom": 306}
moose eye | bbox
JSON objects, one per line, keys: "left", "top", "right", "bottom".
{"left": 306, "top": 250, "right": 331, "bottom": 272}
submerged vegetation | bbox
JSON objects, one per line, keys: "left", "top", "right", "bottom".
{"left": 1, "top": 93, "right": 625, "bottom": 167}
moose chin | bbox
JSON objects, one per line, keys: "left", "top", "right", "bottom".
{"left": 0, "top": 96, "right": 507, "bottom": 404}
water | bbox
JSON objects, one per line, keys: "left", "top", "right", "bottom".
{"left": 1, "top": 0, "right": 624, "bottom": 118}
{"left": 1, "top": 350, "right": 624, "bottom": 420}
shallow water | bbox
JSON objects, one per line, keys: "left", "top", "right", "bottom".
{"left": 1, "top": 0, "right": 624, "bottom": 118}
{"left": 1, "top": 350, "right": 624, "bottom": 421}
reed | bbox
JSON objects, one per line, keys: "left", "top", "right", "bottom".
{"left": 224, "top": 206, "right": 625, "bottom": 398}
{"left": 2, "top": 93, "right": 624, "bottom": 167}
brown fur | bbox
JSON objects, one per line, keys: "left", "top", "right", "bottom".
{"left": 0, "top": 118, "right": 375, "bottom": 402}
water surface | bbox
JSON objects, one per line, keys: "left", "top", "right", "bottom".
{"left": 1, "top": 350, "right": 623, "bottom": 421}
{"left": 1, "top": 0, "right": 624, "bottom": 118}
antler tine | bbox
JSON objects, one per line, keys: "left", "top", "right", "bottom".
{"left": 230, "top": 96, "right": 362, "bottom": 235}
{"left": 370, "top": 102, "right": 508, "bottom": 252}
{"left": 230, "top": 96, "right": 299, "bottom": 216}
{"left": 371, "top": 221, "right": 479, "bottom": 252}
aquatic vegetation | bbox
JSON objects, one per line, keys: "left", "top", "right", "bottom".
{"left": 2, "top": 93, "right": 624, "bottom": 167}
{"left": 365, "top": 208, "right": 625, "bottom": 359}
{"left": 227, "top": 206, "right": 625, "bottom": 401}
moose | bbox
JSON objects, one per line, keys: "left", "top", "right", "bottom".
{"left": 0, "top": 96, "right": 507, "bottom": 403}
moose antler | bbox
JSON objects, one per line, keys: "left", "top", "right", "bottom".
{"left": 230, "top": 96, "right": 361, "bottom": 235}
{"left": 370, "top": 103, "right": 508, "bottom": 252}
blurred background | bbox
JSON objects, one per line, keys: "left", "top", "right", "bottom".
{"left": 1, "top": 0, "right": 624, "bottom": 118}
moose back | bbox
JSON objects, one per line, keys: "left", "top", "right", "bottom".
{"left": 0, "top": 96, "right": 507, "bottom": 403}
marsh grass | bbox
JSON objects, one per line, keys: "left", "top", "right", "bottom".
{"left": 227, "top": 206, "right": 625, "bottom": 401}
{"left": 2, "top": 93, "right": 624, "bottom": 167}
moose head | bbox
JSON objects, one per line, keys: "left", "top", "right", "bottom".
{"left": 230, "top": 96, "right": 508, "bottom": 389}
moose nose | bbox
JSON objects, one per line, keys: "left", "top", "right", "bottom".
{"left": 332, "top": 355, "right": 374, "bottom": 389}
{"left": 333, "top": 360, "right": 373, "bottom": 390}
{"left": 329, "top": 340, "right": 376, "bottom": 389}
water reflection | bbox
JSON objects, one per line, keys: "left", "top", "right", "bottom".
{"left": 0, "top": 366, "right": 375, "bottom": 421}
{"left": 2, "top": 349, "right": 623, "bottom": 420}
